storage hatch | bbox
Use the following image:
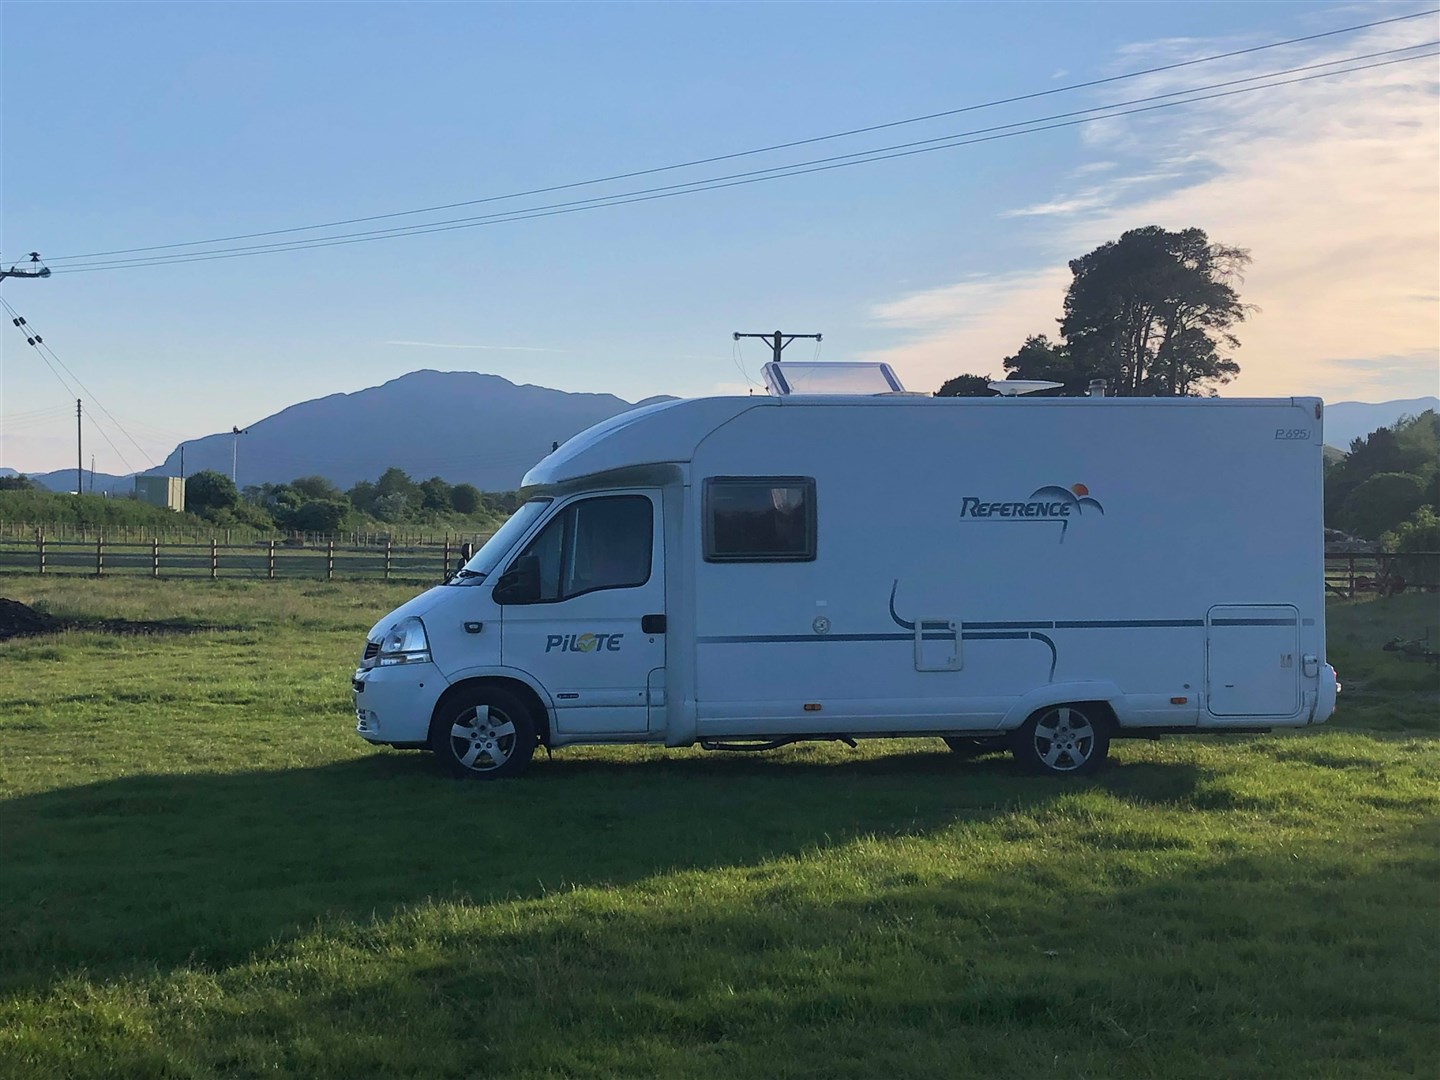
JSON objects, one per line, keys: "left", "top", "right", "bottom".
{"left": 1206, "top": 605, "right": 1300, "bottom": 717}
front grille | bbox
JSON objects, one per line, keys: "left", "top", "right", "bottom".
{"left": 362, "top": 641, "right": 380, "bottom": 661}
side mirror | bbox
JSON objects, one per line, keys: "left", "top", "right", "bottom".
{"left": 493, "top": 553, "right": 541, "bottom": 604}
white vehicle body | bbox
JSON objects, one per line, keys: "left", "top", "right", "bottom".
{"left": 352, "top": 393, "right": 1338, "bottom": 775}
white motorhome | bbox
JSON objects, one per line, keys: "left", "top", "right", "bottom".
{"left": 353, "top": 367, "right": 1338, "bottom": 779}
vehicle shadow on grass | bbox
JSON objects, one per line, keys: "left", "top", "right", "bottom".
{"left": 196, "top": 819, "right": 1435, "bottom": 1080}
{"left": 9, "top": 806, "right": 1436, "bottom": 1080}
{"left": 0, "top": 748, "right": 1204, "bottom": 996}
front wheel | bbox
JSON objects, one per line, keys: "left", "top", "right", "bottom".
{"left": 1009, "top": 704, "right": 1109, "bottom": 776}
{"left": 429, "top": 686, "right": 536, "bottom": 780}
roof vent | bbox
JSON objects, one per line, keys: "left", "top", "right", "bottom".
{"left": 763, "top": 361, "right": 906, "bottom": 396}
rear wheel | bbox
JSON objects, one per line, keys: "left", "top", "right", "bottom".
{"left": 429, "top": 686, "right": 536, "bottom": 780}
{"left": 1009, "top": 704, "right": 1109, "bottom": 776}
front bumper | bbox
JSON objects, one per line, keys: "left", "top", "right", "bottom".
{"left": 352, "top": 661, "right": 447, "bottom": 746}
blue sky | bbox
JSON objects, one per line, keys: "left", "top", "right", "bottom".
{"left": 2, "top": 1, "right": 1437, "bottom": 474}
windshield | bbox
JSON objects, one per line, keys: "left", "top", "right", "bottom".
{"left": 449, "top": 498, "right": 553, "bottom": 584}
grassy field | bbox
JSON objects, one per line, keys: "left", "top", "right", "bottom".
{"left": 0, "top": 579, "right": 1436, "bottom": 1078}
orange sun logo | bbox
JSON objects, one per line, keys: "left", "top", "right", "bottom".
{"left": 1071, "top": 483, "right": 1089, "bottom": 497}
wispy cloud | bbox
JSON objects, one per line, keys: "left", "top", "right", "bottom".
{"left": 866, "top": 19, "right": 1440, "bottom": 400}
{"left": 385, "top": 340, "right": 565, "bottom": 353}
{"left": 1003, "top": 190, "right": 1111, "bottom": 218}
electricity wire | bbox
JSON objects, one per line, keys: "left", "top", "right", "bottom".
{"left": 48, "top": 46, "right": 1440, "bottom": 275}
{"left": 0, "top": 296, "right": 160, "bottom": 468}
{"left": 84, "top": 412, "right": 136, "bottom": 475}
{"left": 41, "top": 7, "right": 1440, "bottom": 265}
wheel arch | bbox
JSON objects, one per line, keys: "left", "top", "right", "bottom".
{"left": 1000, "top": 681, "right": 1126, "bottom": 732}
{"left": 431, "top": 675, "right": 553, "bottom": 745}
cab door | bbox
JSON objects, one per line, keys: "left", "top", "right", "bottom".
{"left": 497, "top": 491, "right": 665, "bottom": 734}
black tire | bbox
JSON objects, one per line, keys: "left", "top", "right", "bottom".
{"left": 942, "top": 736, "right": 1009, "bottom": 757}
{"left": 1009, "top": 703, "right": 1110, "bottom": 776}
{"left": 429, "top": 685, "right": 537, "bottom": 780}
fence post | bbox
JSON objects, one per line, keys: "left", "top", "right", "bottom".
{"left": 442, "top": 538, "right": 451, "bottom": 581}
{"left": 326, "top": 540, "right": 335, "bottom": 581}
{"left": 385, "top": 540, "right": 392, "bottom": 581}
{"left": 268, "top": 539, "right": 276, "bottom": 580}
{"left": 96, "top": 537, "right": 104, "bottom": 577}
{"left": 37, "top": 531, "right": 45, "bottom": 575}
{"left": 210, "top": 537, "right": 219, "bottom": 580}
{"left": 152, "top": 538, "right": 160, "bottom": 579}
{"left": 1348, "top": 554, "right": 1356, "bottom": 599}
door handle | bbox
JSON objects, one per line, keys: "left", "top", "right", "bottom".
{"left": 641, "top": 614, "right": 666, "bottom": 634}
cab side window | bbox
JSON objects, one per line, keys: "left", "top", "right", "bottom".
{"left": 704, "top": 477, "right": 816, "bottom": 562}
{"left": 507, "top": 494, "right": 652, "bottom": 603}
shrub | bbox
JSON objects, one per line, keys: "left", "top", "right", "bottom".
{"left": 1336, "top": 472, "right": 1426, "bottom": 540}
{"left": 1383, "top": 505, "right": 1440, "bottom": 553}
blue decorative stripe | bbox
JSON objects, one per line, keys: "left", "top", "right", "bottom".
{"left": 1212, "top": 618, "right": 1297, "bottom": 626}
{"left": 699, "top": 619, "right": 1215, "bottom": 644}
{"left": 1055, "top": 619, "right": 1203, "bottom": 628}
{"left": 967, "top": 620, "right": 1051, "bottom": 629}
{"left": 698, "top": 633, "right": 912, "bottom": 644}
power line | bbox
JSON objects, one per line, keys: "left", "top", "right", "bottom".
{"left": 84, "top": 410, "right": 136, "bottom": 476}
{"left": 39, "top": 7, "right": 1440, "bottom": 266}
{"left": 0, "top": 296, "right": 159, "bottom": 469}
{"left": 48, "top": 47, "right": 1440, "bottom": 275}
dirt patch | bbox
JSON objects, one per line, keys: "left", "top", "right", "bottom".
{"left": 0, "top": 598, "right": 60, "bottom": 641}
{"left": 0, "top": 598, "right": 218, "bottom": 642}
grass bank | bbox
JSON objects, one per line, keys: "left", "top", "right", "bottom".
{"left": 0, "top": 581, "right": 1435, "bottom": 1078}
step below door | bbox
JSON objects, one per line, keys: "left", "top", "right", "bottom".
{"left": 1206, "top": 605, "right": 1300, "bottom": 717}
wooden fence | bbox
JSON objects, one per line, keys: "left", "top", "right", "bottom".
{"left": 0, "top": 533, "right": 495, "bottom": 583}
{"left": 0, "top": 533, "right": 1433, "bottom": 591}
{"left": 0, "top": 520, "right": 492, "bottom": 548}
{"left": 1325, "top": 552, "right": 1440, "bottom": 598}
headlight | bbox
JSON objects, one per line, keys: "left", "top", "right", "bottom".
{"left": 375, "top": 616, "right": 431, "bottom": 666}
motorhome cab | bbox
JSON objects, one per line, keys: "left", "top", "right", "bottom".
{"left": 352, "top": 362, "right": 1338, "bottom": 779}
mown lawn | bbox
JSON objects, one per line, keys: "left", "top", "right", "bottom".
{"left": 0, "top": 579, "right": 1436, "bottom": 1078}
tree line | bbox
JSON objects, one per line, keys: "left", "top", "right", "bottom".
{"left": 938, "top": 225, "right": 1249, "bottom": 398}
{"left": 181, "top": 468, "right": 521, "bottom": 533}
{"left": 1325, "top": 411, "right": 1440, "bottom": 547}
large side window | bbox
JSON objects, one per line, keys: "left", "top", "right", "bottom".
{"left": 506, "top": 494, "right": 652, "bottom": 603}
{"left": 704, "top": 477, "right": 816, "bottom": 562}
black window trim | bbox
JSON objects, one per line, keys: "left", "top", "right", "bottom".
{"left": 702, "top": 475, "right": 817, "bottom": 563}
{"left": 500, "top": 493, "right": 654, "bottom": 605}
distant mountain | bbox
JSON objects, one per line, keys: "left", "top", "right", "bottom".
{"left": 1324, "top": 397, "right": 1438, "bottom": 450}
{"left": 15, "top": 382, "right": 1431, "bottom": 493}
{"left": 23, "top": 371, "right": 672, "bottom": 494}
{"left": 23, "top": 468, "right": 133, "bottom": 495}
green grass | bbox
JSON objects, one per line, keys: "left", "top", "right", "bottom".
{"left": 0, "top": 581, "right": 1436, "bottom": 1078}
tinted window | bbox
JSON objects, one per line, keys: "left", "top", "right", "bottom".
{"left": 704, "top": 477, "right": 816, "bottom": 562}
{"left": 507, "top": 495, "right": 652, "bottom": 602}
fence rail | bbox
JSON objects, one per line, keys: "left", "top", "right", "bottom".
{"left": 0, "top": 520, "right": 493, "bottom": 547}
{"left": 1324, "top": 552, "right": 1440, "bottom": 598}
{"left": 0, "top": 534, "right": 1434, "bottom": 591}
{"left": 0, "top": 534, "right": 494, "bottom": 583}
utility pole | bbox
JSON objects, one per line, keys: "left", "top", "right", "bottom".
{"left": 0, "top": 252, "right": 50, "bottom": 282}
{"left": 231, "top": 426, "right": 248, "bottom": 485}
{"left": 733, "top": 329, "right": 822, "bottom": 365}
{"left": 179, "top": 444, "right": 185, "bottom": 480}
{"left": 76, "top": 399, "right": 83, "bottom": 496}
